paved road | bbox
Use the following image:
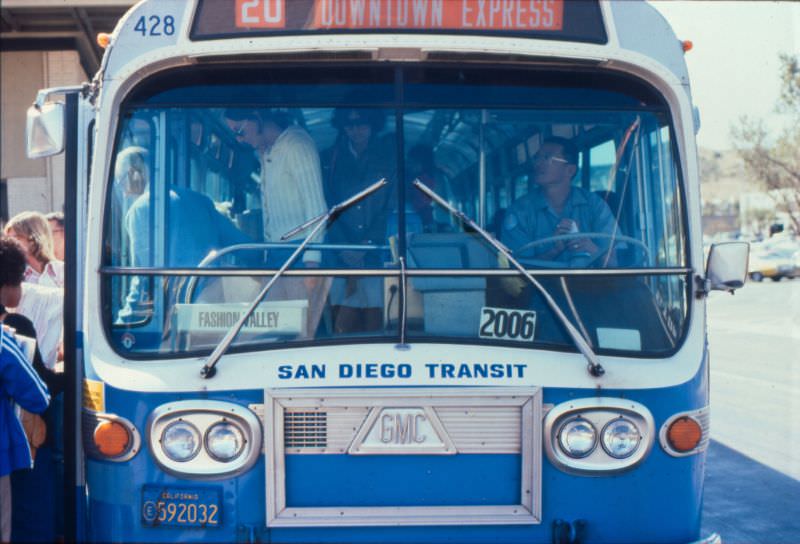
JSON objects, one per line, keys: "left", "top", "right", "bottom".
{"left": 701, "top": 279, "right": 800, "bottom": 543}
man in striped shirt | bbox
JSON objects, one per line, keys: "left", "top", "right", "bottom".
{"left": 225, "top": 109, "right": 328, "bottom": 257}
{"left": 224, "top": 109, "right": 330, "bottom": 337}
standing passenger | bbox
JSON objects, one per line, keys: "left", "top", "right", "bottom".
{"left": 2, "top": 216, "right": 64, "bottom": 370}
{"left": 224, "top": 109, "right": 330, "bottom": 336}
{"left": 322, "top": 107, "right": 395, "bottom": 333}
{"left": 45, "top": 213, "right": 65, "bottom": 263}
{"left": 0, "top": 237, "right": 50, "bottom": 543}
{"left": 4, "top": 212, "right": 64, "bottom": 288}
{"left": 224, "top": 109, "right": 327, "bottom": 259}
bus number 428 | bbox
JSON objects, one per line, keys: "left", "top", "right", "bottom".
{"left": 134, "top": 15, "right": 176, "bottom": 36}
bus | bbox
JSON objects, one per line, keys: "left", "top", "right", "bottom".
{"left": 25, "top": 0, "right": 750, "bottom": 542}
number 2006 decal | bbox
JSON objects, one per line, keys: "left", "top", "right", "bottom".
{"left": 479, "top": 307, "right": 537, "bottom": 342}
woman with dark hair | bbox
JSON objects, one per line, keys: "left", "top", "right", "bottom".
{"left": 322, "top": 107, "right": 395, "bottom": 334}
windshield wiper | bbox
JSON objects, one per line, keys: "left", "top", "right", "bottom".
{"left": 413, "top": 179, "right": 605, "bottom": 378}
{"left": 200, "top": 178, "right": 388, "bottom": 378}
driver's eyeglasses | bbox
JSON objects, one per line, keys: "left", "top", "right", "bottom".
{"left": 533, "top": 153, "right": 569, "bottom": 165}
{"left": 231, "top": 123, "right": 247, "bottom": 137}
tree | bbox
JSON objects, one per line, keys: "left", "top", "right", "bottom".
{"left": 731, "top": 54, "right": 800, "bottom": 235}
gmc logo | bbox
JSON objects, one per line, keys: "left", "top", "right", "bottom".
{"left": 380, "top": 413, "right": 427, "bottom": 444}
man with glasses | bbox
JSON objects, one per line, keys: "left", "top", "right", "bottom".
{"left": 501, "top": 137, "right": 618, "bottom": 267}
{"left": 224, "top": 109, "right": 327, "bottom": 262}
{"left": 223, "top": 109, "right": 330, "bottom": 338}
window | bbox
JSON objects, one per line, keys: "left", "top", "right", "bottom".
{"left": 102, "top": 65, "right": 689, "bottom": 358}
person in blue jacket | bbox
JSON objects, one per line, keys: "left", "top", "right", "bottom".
{"left": 0, "top": 236, "right": 51, "bottom": 542}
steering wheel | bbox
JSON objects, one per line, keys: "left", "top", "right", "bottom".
{"left": 515, "top": 232, "right": 650, "bottom": 268}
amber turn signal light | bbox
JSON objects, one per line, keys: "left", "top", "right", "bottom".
{"left": 666, "top": 416, "right": 702, "bottom": 452}
{"left": 94, "top": 420, "right": 131, "bottom": 457}
{"left": 97, "top": 33, "right": 112, "bottom": 49}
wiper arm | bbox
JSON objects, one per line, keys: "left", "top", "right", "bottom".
{"left": 413, "top": 179, "right": 605, "bottom": 378}
{"left": 200, "top": 178, "right": 388, "bottom": 378}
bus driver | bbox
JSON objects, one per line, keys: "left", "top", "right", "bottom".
{"left": 501, "top": 137, "right": 619, "bottom": 267}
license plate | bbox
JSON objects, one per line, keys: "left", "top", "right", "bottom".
{"left": 142, "top": 486, "right": 222, "bottom": 528}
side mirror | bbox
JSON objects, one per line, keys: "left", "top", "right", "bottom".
{"left": 705, "top": 242, "right": 749, "bottom": 292}
{"left": 26, "top": 102, "right": 65, "bottom": 158}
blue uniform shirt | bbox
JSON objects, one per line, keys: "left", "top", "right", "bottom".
{"left": 0, "top": 327, "right": 50, "bottom": 477}
{"left": 501, "top": 186, "right": 619, "bottom": 265}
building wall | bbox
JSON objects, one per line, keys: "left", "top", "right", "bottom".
{"left": 0, "top": 49, "right": 86, "bottom": 222}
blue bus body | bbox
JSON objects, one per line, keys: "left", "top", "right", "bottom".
{"left": 84, "top": 370, "right": 710, "bottom": 543}
{"left": 32, "top": 1, "right": 730, "bottom": 543}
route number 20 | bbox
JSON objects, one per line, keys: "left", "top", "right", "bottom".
{"left": 479, "top": 307, "right": 537, "bottom": 342}
{"left": 237, "top": 0, "right": 286, "bottom": 28}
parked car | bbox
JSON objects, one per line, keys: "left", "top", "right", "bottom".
{"left": 748, "top": 244, "right": 800, "bottom": 281}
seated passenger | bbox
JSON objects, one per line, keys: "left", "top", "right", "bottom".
{"left": 501, "top": 137, "right": 619, "bottom": 267}
{"left": 119, "top": 148, "right": 253, "bottom": 322}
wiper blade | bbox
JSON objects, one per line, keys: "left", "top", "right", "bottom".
{"left": 200, "top": 178, "right": 388, "bottom": 378}
{"left": 413, "top": 179, "right": 605, "bottom": 378}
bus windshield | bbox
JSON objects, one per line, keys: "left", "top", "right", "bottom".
{"left": 103, "top": 65, "right": 689, "bottom": 359}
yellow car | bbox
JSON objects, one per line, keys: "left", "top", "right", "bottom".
{"left": 749, "top": 245, "right": 799, "bottom": 282}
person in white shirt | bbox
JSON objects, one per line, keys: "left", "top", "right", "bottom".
{"left": 224, "top": 109, "right": 328, "bottom": 254}
{"left": 4, "top": 212, "right": 64, "bottom": 289}
{"left": 9, "top": 283, "right": 63, "bottom": 371}
{"left": 224, "top": 109, "right": 330, "bottom": 337}
{"left": 45, "top": 212, "right": 65, "bottom": 262}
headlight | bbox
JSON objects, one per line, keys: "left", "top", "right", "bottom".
{"left": 601, "top": 418, "right": 641, "bottom": 458}
{"left": 161, "top": 420, "right": 201, "bottom": 462}
{"left": 205, "top": 421, "right": 245, "bottom": 462}
{"left": 557, "top": 418, "right": 596, "bottom": 458}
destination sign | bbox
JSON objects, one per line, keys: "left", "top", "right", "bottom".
{"left": 192, "top": 0, "right": 606, "bottom": 43}
{"left": 173, "top": 301, "right": 307, "bottom": 336}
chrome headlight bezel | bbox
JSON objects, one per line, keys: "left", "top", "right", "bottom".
{"left": 205, "top": 420, "right": 246, "bottom": 462}
{"left": 556, "top": 417, "right": 597, "bottom": 458}
{"left": 160, "top": 420, "right": 202, "bottom": 462}
{"left": 544, "top": 398, "right": 654, "bottom": 475}
{"left": 148, "top": 400, "right": 262, "bottom": 479}
{"left": 601, "top": 417, "right": 642, "bottom": 459}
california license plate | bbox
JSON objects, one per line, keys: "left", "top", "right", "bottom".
{"left": 141, "top": 486, "right": 222, "bottom": 528}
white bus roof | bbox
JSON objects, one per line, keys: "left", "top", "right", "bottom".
{"left": 99, "top": 1, "right": 689, "bottom": 89}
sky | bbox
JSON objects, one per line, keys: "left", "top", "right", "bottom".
{"left": 652, "top": 0, "right": 799, "bottom": 151}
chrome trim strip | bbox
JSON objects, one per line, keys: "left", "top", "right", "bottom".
{"left": 146, "top": 400, "right": 262, "bottom": 479}
{"left": 265, "top": 387, "right": 542, "bottom": 527}
{"left": 82, "top": 410, "right": 141, "bottom": 462}
{"left": 688, "top": 533, "right": 721, "bottom": 544}
{"left": 659, "top": 406, "right": 711, "bottom": 457}
{"left": 543, "top": 398, "right": 655, "bottom": 475}
{"left": 100, "top": 266, "right": 692, "bottom": 277}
